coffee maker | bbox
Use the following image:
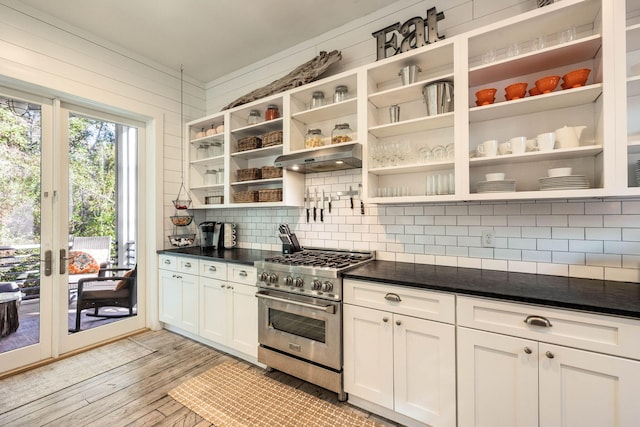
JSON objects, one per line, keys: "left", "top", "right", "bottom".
{"left": 199, "top": 222, "right": 219, "bottom": 249}
{"left": 199, "top": 222, "right": 237, "bottom": 249}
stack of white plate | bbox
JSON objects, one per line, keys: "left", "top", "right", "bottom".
{"left": 635, "top": 160, "right": 640, "bottom": 186}
{"left": 539, "top": 175, "right": 589, "bottom": 190}
{"left": 477, "top": 180, "right": 516, "bottom": 193}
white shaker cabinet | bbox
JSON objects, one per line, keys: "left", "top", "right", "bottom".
{"left": 457, "top": 296, "right": 640, "bottom": 427}
{"left": 199, "top": 261, "right": 258, "bottom": 359}
{"left": 158, "top": 255, "right": 199, "bottom": 334}
{"left": 343, "top": 279, "right": 456, "bottom": 427}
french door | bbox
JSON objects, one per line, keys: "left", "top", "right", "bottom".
{"left": 0, "top": 89, "right": 146, "bottom": 374}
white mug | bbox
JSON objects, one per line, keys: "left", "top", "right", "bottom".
{"left": 477, "top": 139, "right": 498, "bottom": 157}
{"left": 507, "top": 136, "right": 527, "bottom": 155}
{"left": 498, "top": 142, "right": 511, "bottom": 155}
{"left": 535, "top": 132, "right": 556, "bottom": 151}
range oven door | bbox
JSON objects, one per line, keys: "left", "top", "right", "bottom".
{"left": 256, "top": 289, "right": 342, "bottom": 370}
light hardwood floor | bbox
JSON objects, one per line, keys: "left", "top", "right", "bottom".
{"left": 0, "top": 329, "right": 400, "bottom": 426}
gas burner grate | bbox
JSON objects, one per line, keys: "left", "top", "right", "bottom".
{"left": 264, "top": 250, "right": 373, "bottom": 269}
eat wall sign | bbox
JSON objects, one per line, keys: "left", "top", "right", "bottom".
{"left": 372, "top": 7, "right": 445, "bottom": 61}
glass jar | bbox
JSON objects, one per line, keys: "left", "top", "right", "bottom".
{"left": 247, "top": 109, "right": 261, "bottom": 125}
{"left": 217, "top": 167, "right": 224, "bottom": 184}
{"left": 265, "top": 104, "right": 280, "bottom": 121}
{"left": 331, "top": 123, "right": 353, "bottom": 144}
{"left": 204, "top": 169, "right": 217, "bottom": 185}
{"left": 305, "top": 129, "right": 325, "bottom": 148}
{"left": 334, "top": 85, "right": 349, "bottom": 103}
{"left": 197, "top": 144, "right": 209, "bottom": 159}
{"left": 209, "top": 142, "right": 223, "bottom": 157}
{"left": 310, "top": 91, "right": 325, "bottom": 109}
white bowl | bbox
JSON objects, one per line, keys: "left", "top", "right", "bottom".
{"left": 548, "top": 167, "right": 572, "bottom": 177}
{"left": 486, "top": 173, "right": 505, "bottom": 181}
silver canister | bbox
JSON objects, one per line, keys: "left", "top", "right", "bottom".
{"left": 399, "top": 65, "right": 421, "bottom": 85}
{"left": 389, "top": 104, "right": 400, "bottom": 123}
{"left": 422, "top": 80, "right": 454, "bottom": 116}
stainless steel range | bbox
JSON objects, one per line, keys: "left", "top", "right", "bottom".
{"left": 255, "top": 248, "right": 374, "bottom": 401}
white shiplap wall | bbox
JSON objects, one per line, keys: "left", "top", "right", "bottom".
{"left": 202, "top": 0, "right": 640, "bottom": 282}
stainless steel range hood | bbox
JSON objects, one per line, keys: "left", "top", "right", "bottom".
{"left": 274, "top": 143, "right": 362, "bottom": 173}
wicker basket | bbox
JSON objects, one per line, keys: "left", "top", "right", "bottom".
{"left": 234, "top": 190, "right": 259, "bottom": 203}
{"left": 258, "top": 188, "right": 283, "bottom": 202}
{"left": 261, "top": 166, "right": 283, "bottom": 179}
{"left": 261, "top": 130, "right": 283, "bottom": 147}
{"left": 237, "top": 168, "right": 261, "bottom": 181}
{"left": 237, "top": 136, "right": 262, "bottom": 152}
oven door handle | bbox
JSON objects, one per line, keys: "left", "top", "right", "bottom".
{"left": 255, "top": 291, "right": 336, "bottom": 314}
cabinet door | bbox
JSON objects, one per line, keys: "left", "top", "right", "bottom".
{"left": 199, "top": 276, "right": 228, "bottom": 344}
{"left": 539, "top": 343, "right": 640, "bottom": 427}
{"left": 394, "top": 315, "right": 456, "bottom": 427}
{"left": 228, "top": 282, "right": 258, "bottom": 358}
{"left": 343, "top": 304, "right": 394, "bottom": 409}
{"left": 457, "top": 327, "right": 538, "bottom": 427}
{"left": 158, "top": 269, "right": 181, "bottom": 326}
{"left": 179, "top": 272, "right": 199, "bottom": 334}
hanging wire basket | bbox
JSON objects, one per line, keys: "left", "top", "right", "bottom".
{"left": 172, "top": 182, "right": 192, "bottom": 210}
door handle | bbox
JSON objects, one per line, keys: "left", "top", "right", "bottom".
{"left": 60, "top": 249, "right": 67, "bottom": 274}
{"left": 41, "top": 250, "right": 52, "bottom": 276}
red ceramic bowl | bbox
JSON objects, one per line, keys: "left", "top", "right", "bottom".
{"left": 562, "top": 68, "right": 591, "bottom": 88}
{"left": 529, "top": 86, "right": 542, "bottom": 96}
{"left": 505, "top": 82, "right": 528, "bottom": 100}
{"left": 535, "top": 75, "right": 560, "bottom": 94}
{"left": 475, "top": 88, "right": 497, "bottom": 106}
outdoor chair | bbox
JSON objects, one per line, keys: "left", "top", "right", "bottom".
{"left": 68, "top": 236, "right": 112, "bottom": 301}
{"left": 69, "top": 265, "right": 137, "bottom": 333}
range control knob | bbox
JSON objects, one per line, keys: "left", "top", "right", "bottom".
{"left": 312, "top": 279, "right": 322, "bottom": 290}
{"left": 284, "top": 276, "right": 294, "bottom": 286}
{"left": 259, "top": 272, "right": 269, "bottom": 282}
{"left": 269, "top": 273, "right": 279, "bottom": 283}
{"left": 294, "top": 277, "right": 304, "bottom": 287}
{"left": 322, "top": 281, "right": 334, "bottom": 292}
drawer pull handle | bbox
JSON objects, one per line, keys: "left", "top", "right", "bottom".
{"left": 221, "top": 284, "right": 226, "bottom": 288}
{"left": 395, "top": 320, "right": 402, "bottom": 326}
{"left": 239, "top": 270, "right": 248, "bottom": 277}
{"left": 209, "top": 266, "right": 217, "bottom": 272}
{"left": 524, "top": 315, "right": 552, "bottom": 328}
{"left": 546, "top": 351, "right": 555, "bottom": 359}
{"left": 184, "top": 262, "right": 191, "bottom": 268}
{"left": 524, "top": 347, "right": 532, "bottom": 354}
{"left": 384, "top": 293, "right": 402, "bottom": 302}
{"left": 164, "top": 259, "right": 171, "bottom": 265}
{"left": 382, "top": 317, "right": 389, "bottom": 323}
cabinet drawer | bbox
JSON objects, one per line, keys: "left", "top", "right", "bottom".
{"left": 158, "top": 254, "right": 177, "bottom": 271}
{"left": 228, "top": 264, "right": 256, "bottom": 286}
{"left": 200, "top": 260, "right": 227, "bottom": 280}
{"left": 343, "top": 279, "right": 455, "bottom": 324}
{"left": 177, "top": 257, "right": 199, "bottom": 274}
{"left": 457, "top": 296, "right": 640, "bottom": 360}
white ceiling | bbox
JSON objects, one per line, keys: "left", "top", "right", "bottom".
{"left": 14, "top": 0, "right": 393, "bottom": 83}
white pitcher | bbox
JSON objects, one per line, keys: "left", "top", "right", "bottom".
{"left": 554, "top": 125, "right": 586, "bottom": 149}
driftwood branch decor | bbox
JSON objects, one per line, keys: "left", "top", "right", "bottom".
{"left": 222, "top": 50, "right": 342, "bottom": 110}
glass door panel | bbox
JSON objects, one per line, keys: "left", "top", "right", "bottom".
{"left": 0, "top": 90, "right": 54, "bottom": 372}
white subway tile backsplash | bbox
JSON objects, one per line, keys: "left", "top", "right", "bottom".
{"left": 622, "top": 228, "right": 640, "bottom": 242}
{"left": 436, "top": 235, "right": 457, "bottom": 246}
{"left": 468, "top": 204, "right": 494, "bottom": 215}
{"left": 604, "top": 241, "right": 640, "bottom": 255}
{"left": 603, "top": 215, "right": 640, "bottom": 227}
{"left": 508, "top": 238, "right": 537, "bottom": 250}
{"left": 569, "top": 265, "right": 604, "bottom": 280}
{"left": 569, "top": 240, "right": 603, "bottom": 253}
{"left": 482, "top": 258, "right": 508, "bottom": 271}
{"left": 494, "top": 204, "right": 521, "bottom": 215}
{"left": 552, "top": 227, "right": 584, "bottom": 240}
{"left": 538, "top": 239, "right": 568, "bottom": 252}
{"left": 604, "top": 267, "right": 640, "bottom": 282}
{"left": 585, "top": 227, "right": 621, "bottom": 241}
{"left": 537, "top": 262, "right": 568, "bottom": 277}
{"left": 522, "top": 250, "right": 551, "bottom": 263}
{"left": 585, "top": 253, "right": 621, "bottom": 268}
{"left": 446, "top": 205, "right": 469, "bottom": 216}
{"left": 622, "top": 201, "right": 640, "bottom": 214}
{"left": 508, "top": 215, "right": 536, "bottom": 226}
{"left": 568, "top": 215, "right": 603, "bottom": 228}
{"left": 508, "top": 260, "right": 537, "bottom": 274}
{"left": 537, "top": 215, "right": 567, "bottom": 227}
{"left": 522, "top": 226, "right": 551, "bottom": 238}
{"left": 458, "top": 215, "right": 481, "bottom": 226}
{"left": 414, "top": 254, "right": 436, "bottom": 265}
{"left": 469, "top": 247, "right": 494, "bottom": 258}
{"left": 623, "top": 255, "right": 640, "bottom": 269}
{"left": 494, "top": 248, "right": 521, "bottom": 260}
{"left": 435, "top": 216, "right": 457, "bottom": 225}
{"left": 552, "top": 202, "right": 584, "bottom": 215}
{"left": 436, "top": 255, "right": 458, "bottom": 267}
{"left": 458, "top": 257, "right": 482, "bottom": 269}
{"left": 552, "top": 251, "right": 585, "bottom": 265}
{"left": 585, "top": 201, "right": 621, "bottom": 215}
{"left": 481, "top": 215, "right": 508, "bottom": 226}
{"left": 445, "top": 225, "right": 469, "bottom": 236}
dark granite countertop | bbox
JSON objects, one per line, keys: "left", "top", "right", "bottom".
{"left": 344, "top": 261, "right": 640, "bottom": 319}
{"left": 157, "top": 247, "right": 280, "bottom": 266}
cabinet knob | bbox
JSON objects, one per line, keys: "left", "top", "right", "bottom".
{"left": 524, "top": 347, "right": 532, "bottom": 354}
{"left": 395, "top": 320, "right": 402, "bottom": 326}
{"left": 228, "top": 286, "right": 234, "bottom": 290}
{"left": 221, "top": 284, "right": 226, "bottom": 288}
{"left": 546, "top": 351, "right": 555, "bottom": 359}
{"left": 209, "top": 266, "right": 217, "bottom": 272}
{"left": 382, "top": 317, "right": 389, "bottom": 323}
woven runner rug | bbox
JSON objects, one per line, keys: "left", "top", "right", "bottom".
{"left": 169, "top": 361, "right": 383, "bottom": 427}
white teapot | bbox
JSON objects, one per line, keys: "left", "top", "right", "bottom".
{"left": 554, "top": 125, "right": 586, "bottom": 149}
